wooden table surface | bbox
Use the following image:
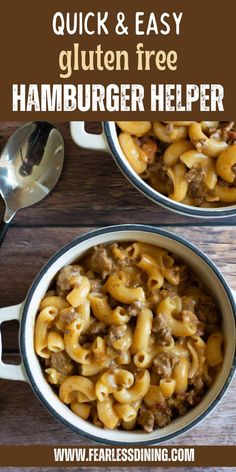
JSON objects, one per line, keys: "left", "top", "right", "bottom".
{"left": 0, "top": 122, "right": 235, "bottom": 472}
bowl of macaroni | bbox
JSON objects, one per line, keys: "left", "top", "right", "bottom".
{"left": 0, "top": 225, "right": 235, "bottom": 444}
{"left": 71, "top": 121, "right": 236, "bottom": 218}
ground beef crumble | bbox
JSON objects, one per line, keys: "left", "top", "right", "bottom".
{"left": 153, "top": 403, "right": 172, "bottom": 427}
{"left": 106, "top": 325, "right": 127, "bottom": 347}
{"left": 195, "top": 297, "right": 219, "bottom": 324}
{"left": 186, "top": 387, "right": 204, "bottom": 407}
{"left": 168, "top": 394, "right": 188, "bottom": 416}
{"left": 152, "top": 352, "right": 178, "bottom": 378}
{"left": 138, "top": 404, "right": 172, "bottom": 432}
{"left": 146, "top": 158, "right": 173, "bottom": 196}
{"left": 88, "top": 245, "right": 114, "bottom": 279}
{"left": 140, "top": 137, "right": 158, "bottom": 163}
{"left": 80, "top": 321, "right": 108, "bottom": 344}
{"left": 126, "top": 300, "right": 144, "bottom": 317}
{"left": 57, "top": 265, "right": 81, "bottom": 293}
{"left": 152, "top": 313, "right": 173, "bottom": 346}
{"left": 138, "top": 407, "right": 155, "bottom": 433}
{"left": 181, "top": 295, "right": 196, "bottom": 312}
{"left": 159, "top": 281, "right": 177, "bottom": 300}
{"left": 89, "top": 278, "right": 103, "bottom": 292}
{"left": 50, "top": 351, "right": 74, "bottom": 375}
{"left": 56, "top": 307, "right": 78, "bottom": 330}
{"left": 153, "top": 353, "right": 172, "bottom": 378}
{"left": 179, "top": 309, "right": 199, "bottom": 326}
{"left": 185, "top": 167, "right": 209, "bottom": 205}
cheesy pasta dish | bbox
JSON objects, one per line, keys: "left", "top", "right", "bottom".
{"left": 116, "top": 121, "right": 236, "bottom": 207}
{"left": 35, "top": 242, "right": 224, "bottom": 432}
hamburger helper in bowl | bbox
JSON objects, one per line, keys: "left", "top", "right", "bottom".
{"left": 116, "top": 121, "right": 236, "bottom": 207}
{"left": 35, "top": 240, "right": 224, "bottom": 433}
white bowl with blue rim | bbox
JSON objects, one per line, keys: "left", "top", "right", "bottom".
{"left": 0, "top": 225, "right": 235, "bottom": 444}
{"left": 70, "top": 122, "right": 236, "bottom": 219}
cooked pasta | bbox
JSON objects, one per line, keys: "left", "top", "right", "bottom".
{"left": 35, "top": 241, "right": 224, "bottom": 433}
{"left": 116, "top": 121, "right": 236, "bottom": 207}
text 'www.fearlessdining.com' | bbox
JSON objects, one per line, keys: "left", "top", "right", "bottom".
{"left": 53, "top": 446, "right": 195, "bottom": 464}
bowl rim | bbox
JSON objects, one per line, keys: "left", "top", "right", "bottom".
{"left": 103, "top": 122, "right": 236, "bottom": 219}
{"left": 20, "top": 224, "right": 236, "bottom": 445}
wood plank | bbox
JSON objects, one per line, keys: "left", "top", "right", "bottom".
{"left": 1, "top": 226, "right": 235, "bottom": 350}
{"left": 1, "top": 122, "right": 236, "bottom": 227}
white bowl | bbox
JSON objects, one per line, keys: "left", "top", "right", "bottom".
{"left": 0, "top": 225, "right": 235, "bottom": 444}
{"left": 70, "top": 121, "right": 236, "bottom": 219}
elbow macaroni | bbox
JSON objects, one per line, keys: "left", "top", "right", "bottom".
{"left": 116, "top": 121, "right": 236, "bottom": 207}
{"left": 35, "top": 241, "right": 224, "bottom": 433}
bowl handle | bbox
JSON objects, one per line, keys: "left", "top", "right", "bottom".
{"left": 70, "top": 121, "right": 110, "bottom": 153}
{"left": 0, "top": 303, "right": 27, "bottom": 382}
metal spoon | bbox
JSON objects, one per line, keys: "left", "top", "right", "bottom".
{"left": 0, "top": 122, "right": 64, "bottom": 246}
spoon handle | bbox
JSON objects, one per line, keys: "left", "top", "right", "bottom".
{"left": 0, "top": 220, "right": 10, "bottom": 247}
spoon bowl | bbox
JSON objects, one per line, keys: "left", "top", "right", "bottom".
{"left": 0, "top": 122, "right": 64, "bottom": 244}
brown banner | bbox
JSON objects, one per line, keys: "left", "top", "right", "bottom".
{"left": 1, "top": 0, "right": 235, "bottom": 119}
{"left": 0, "top": 446, "right": 235, "bottom": 467}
